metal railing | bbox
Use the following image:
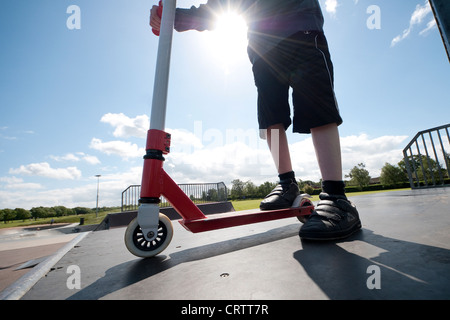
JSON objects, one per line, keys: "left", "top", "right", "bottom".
{"left": 121, "top": 185, "right": 141, "bottom": 212}
{"left": 403, "top": 124, "right": 450, "bottom": 189}
{"left": 121, "top": 182, "right": 228, "bottom": 212}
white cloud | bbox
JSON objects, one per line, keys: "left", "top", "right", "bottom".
{"left": 1, "top": 131, "right": 409, "bottom": 209}
{"left": 340, "top": 134, "right": 409, "bottom": 177}
{"left": 90, "top": 113, "right": 152, "bottom": 160}
{"left": 50, "top": 153, "right": 79, "bottom": 162}
{"left": 325, "top": 0, "right": 339, "bottom": 15}
{"left": 100, "top": 113, "right": 149, "bottom": 138}
{"left": 391, "top": 1, "right": 436, "bottom": 47}
{"left": 9, "top": 162, "right": 82, "bottom": 180}
{"left": 1, "top": 109, "right": 410, "bottom": 209}
{"left": 82, "top": 154, "right": 101, "bottom": 165}
{"left": 91, "top": 114, "right": 206, "bottom": 161}
{"left": 0, "top": 167, "right": 143, "bottom": 210}
{"left": 163, "top": 130, "right": 408, "bottom": 185}
{"left": 323, "top": 0, "right": 362, "bottom": 17}
{"left": 166, "top": 141, "right": 274, "bottom": 184}
{"left": 168, "top": 127, "right": 204, "bottom": 151}
{"left": 89, "top": 138, "right": 145, "bottom": 160}
{"left": 419, "top": 19, "right": 437, "bottom": 36}
{"left": 50, "top": 152, "right": 101, "bottom": 165}
{"left": 0, "top": 176, "right": 43, "bottom": 190}
{"left": 0, "top": 133, "right": 17, "bottom": 140}
{"left": 410, "top": 2, "right": 432, "bottom": 25}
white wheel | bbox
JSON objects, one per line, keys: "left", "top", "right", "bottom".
{"left": 124, "top": 213, "right": 173, "bottom": 258}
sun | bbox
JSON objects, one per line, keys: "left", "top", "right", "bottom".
{"left": 204, "top": 12, "right": 248, "bottom": 73}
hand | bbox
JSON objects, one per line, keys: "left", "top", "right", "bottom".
{"left": 150, "top": 1, "right": 163, "bottom": 36}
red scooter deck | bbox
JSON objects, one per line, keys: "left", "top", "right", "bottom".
{"left": 179, "top": 205, "right": 314, "bottom": 233}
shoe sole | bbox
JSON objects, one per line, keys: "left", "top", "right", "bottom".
{"left": 299, "top": 221, "right": 362, "bottom": 241}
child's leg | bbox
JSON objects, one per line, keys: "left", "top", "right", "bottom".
{"left": 310, "top": 123, "right": 342, "bottom": 181}
{"left": 260, "top": 123, "right": 299, "bottom": 210}
{"left": 299, "top": 122, "right": 362, "bottom": 240}
{"left": 266, "top": 123, "right": 293, "bottom": 175}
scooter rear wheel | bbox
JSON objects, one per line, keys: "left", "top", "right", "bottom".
{"left": 124, "top": 213, "right": 173, "bottom": 258}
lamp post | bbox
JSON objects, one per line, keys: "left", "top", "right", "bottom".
{"left": 95, "top": 174, "right": 101, "bottom": 218}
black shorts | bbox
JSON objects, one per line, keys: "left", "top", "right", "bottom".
{"left": 252, "top": 31, "right": 343, "bottom": 136}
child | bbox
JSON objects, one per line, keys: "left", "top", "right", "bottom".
{"left": 150, "top": 0, "right": 361, "bottom": 240}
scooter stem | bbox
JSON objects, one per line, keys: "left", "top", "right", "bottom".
{"left": 137, "top": 0, "right": 178, "bottom": 242}
{"left": 150, "top": 0, "right": 177, "bottom": 131}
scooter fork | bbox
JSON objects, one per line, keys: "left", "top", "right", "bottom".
{"left": 137, "top": 203, "right": 160, "bottom": 242}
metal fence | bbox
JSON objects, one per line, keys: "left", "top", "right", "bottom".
{"left": 121, "top": 182, "right": 228, "bottom": 212}
{"left": 403, "top": 124, "right": 450, "bottom": 189}
{"left": 121, "top": 185, "right": 141, "bottom": 212}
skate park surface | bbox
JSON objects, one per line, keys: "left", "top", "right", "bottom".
{"left": 3, "top": 188, "right": 450, "bottom": 300}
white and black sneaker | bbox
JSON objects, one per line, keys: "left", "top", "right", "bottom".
{"left": 299, "top": 193, "right": 361, "bottom": 240}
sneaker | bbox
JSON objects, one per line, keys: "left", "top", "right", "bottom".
{"left": 299, "top": 193, "right": 361, "bottom": 240}
{"left": 260, "top": 182, "right": 300, "bottom": 210}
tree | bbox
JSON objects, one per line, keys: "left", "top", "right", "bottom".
{"left": 257, "top": 181, "right": 276, "bottom": 199}
{"left": 298, "top": 179, "right": 316, "bottom": 195}
{"left": 52, "top": 206, "right": 74, "bottom": 217}
{"left": 230, "top": 179, "right": 245, "bottom": 200}
{"left": 380, "top": 163, "right": 407, "bottom": 187}
{"left": 346, "top": 163, "right": 371, "bottom": 190}
{"left": 207, "top": 188, "right": 219, "bottom": 202}
{"left": 30, "top": 207, "right": 49, "bottom": 220}
{"left": 444, "top": 152, "right": 450, "bottom": 178}
{"left": 243, "top": 180, "right": 257, "bottom": 199}
{"left": 217, "top": 186, "right": 227, "bottom": 201}
{"left": 1, "top": 209, "right": 15, "bottom": 223}
{"left": 14, "top": 208, "right": 31, "bottom": 221}
{"left": 73, "top": 207, "right": 93, "bottom": 215}
{"left": 399, "top": 155, "right": 447, "bottom": 183}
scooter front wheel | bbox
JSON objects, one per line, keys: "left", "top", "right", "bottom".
{"left": 124, "top": 213, "right": 173, "bottom": 258}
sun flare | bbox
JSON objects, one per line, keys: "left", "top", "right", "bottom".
{"left": 204, "top": 12, "right": 248, "bottom": 73}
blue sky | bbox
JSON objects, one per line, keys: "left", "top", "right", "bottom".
{"left": 0, "top": 0, "right": 449, "bottom": 209}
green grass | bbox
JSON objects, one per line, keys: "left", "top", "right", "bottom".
{"left": 0, "top": 209, "right": 120, "bottom": 229}
{"left": 231, "top": 195, "right": 320, "bottom": 211}
{"left": 231, "top": 199, "right": 263, "bottom": 211}
{"left": 231, "top": 188, "right": 411, "bottom": 211}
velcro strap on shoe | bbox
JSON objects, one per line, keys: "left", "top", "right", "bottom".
{"left": 264, "top": 185, "right": 284, "bottom": 198}
{"left": 312, "top": 209, "right": 342, "bottom": 222}
{"left": 315, "top": 201, "right": 346, "bottom": 220}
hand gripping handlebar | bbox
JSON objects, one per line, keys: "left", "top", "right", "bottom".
{"left": 152, "top": 0, "right": 164, "bottom": 36}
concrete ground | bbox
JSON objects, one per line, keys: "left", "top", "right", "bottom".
{"left": 0, "top": 223, "right": 92, "bottom": 297}
{"left": 4, "top": 188, "right": 450, "bottom": 300}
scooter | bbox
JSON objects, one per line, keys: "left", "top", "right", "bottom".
{"left": 124, "top": 0, "right": 314, "bottom": 258}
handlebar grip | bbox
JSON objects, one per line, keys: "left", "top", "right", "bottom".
{"left": 152, "top": 1, "right": 163, "bottom": 36}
